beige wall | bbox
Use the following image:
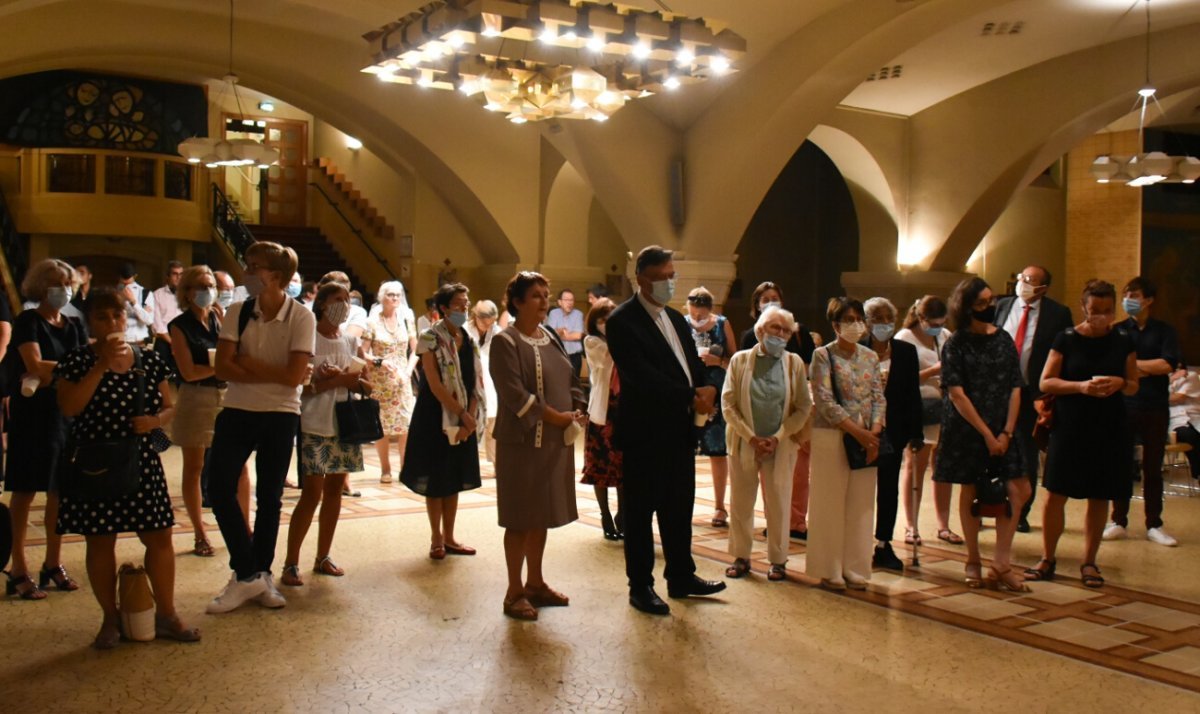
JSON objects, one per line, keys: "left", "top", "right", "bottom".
{"left": 967, "top": 181, "right": 1067, "bottom": 304}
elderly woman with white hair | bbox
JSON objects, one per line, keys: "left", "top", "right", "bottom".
{"left": 721, "top": 306, "right": 813, "bottom": 581}
{"left": 362, "top": 280, "right": 418, "bottom": 483}
{"left": 465, "top": 299, "right": 502, "bottom": 463}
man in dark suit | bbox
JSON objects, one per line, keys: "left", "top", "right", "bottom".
{"left": 994, "top": 264, "right": 1074, "bottom": 532}
{"left": 606, "top": 246, "right": 725, "bottom": 615}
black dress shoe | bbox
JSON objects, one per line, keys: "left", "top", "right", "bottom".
{"left": 790, "top": 529, "right": 808, "bottom": 541}
{"left": 601, "top": 513, "right": 621, "bottom": 541}
{"left": 667, "top": 576, "right": 727, "bottom": 599}
{"left": 629, "top": 586, "right": 670, "bottom": 615}
{"left": 1016, "top": 517, "right": 1031, "bottom": 533}
{"left": 873, "top": 542, "right": 904, "bottom": 571}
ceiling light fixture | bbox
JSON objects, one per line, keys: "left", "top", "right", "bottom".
{"left": 361, "top": 0, "right": 745, "bottom": 124}
{"left": 177, "top": 0, "right": 280, "bottom": 167}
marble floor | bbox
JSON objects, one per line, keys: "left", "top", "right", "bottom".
{"left": 2, "top": 448, "right": 1199, "bottom": 712}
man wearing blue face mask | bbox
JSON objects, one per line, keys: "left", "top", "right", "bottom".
{"left": 1105, "top": 276, "right": 1183, "bottom": 547}
{"left": 994, "top": 264, "right": 1074, "bottom": 533}
{"left": 605, "top": 245, "right": 725, "bottom": 615}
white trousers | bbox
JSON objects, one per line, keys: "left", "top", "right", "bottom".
{"left": 728, "top": 442, "right": 797, "bottom": 565}
{"left": 806, "top": 427, "right": 876, "bottom": 584}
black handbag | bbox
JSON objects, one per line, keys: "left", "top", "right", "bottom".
{"left": 921, "top": 396, "right": 943, "bottom": 427}
{"left": 826, "top": 346, "right": 893, "bottom": 469}
{"left": 971, "top": 458, "right": 1012, "bottom": 519}
{"left": 60, "top": 350, "right": 148, "bottom": 502}
{"left": 335, "top": 394, "right": 384, "bottom": 445}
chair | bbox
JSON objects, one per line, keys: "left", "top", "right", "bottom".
{"left": 1163, "top": 432, "right": 1197, "bottom": 498}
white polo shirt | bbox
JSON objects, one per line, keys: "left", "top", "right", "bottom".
{"left": 219, "top": 297, "right": 316, "bottom": 415}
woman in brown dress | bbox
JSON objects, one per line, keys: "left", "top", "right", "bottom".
{"left": 489, "top": 272, "right": 586, "bottom": 621}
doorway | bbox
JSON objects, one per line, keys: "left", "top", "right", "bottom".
{"left": 221, "top": 115, "right": 307, "bottom": 226}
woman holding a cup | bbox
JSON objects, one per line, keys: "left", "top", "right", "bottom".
{"left": 169, "top": 265, "right": 249, "bottom": 557}
{"left": 685, "top": 287, "right": 737, "bottom": 528}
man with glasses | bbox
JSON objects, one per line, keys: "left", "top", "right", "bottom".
{"left": 993, "top": 265, "right": 1074, "bottom": 532}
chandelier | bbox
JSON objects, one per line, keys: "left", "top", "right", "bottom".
{"left": 1090, "top": 0, "right": 1197, "bottom": 187}
{"left": 361, "top": 0, "right": 745, "bottom": 124}
{"left": 176, "top": 0, "right": 280, "bottom": 168}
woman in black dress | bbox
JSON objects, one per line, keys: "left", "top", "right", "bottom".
{"left": 1024, "top": 281, "right": 1138, "bottom": 588}
{"left": 400, "top": 283, "right": 485, "bottom": 559}
{"left": 933, "top": 277, "right": 1031, "bottom": 592}
{"left": 56, "top": 289, "right": 198, "bottom": 648}
{"left": 4, "top": 259, "right": 86, "bottom": 600}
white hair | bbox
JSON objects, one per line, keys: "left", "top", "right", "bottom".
{"left": 473, "top": 299, "right": 498, "bottom": 319}
{"left": 754, "top": 305, "right": 797, "bottom": 341}
{"left": 864, "top": 296, "right": 897, "bottom": 320}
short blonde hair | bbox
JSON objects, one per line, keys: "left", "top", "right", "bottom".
{"left": 754, "top": 305, "right": 797, "bottom": 342}
{"left": 243, "top": 241, "right": 298, "bottom": 285}
{"left": 176, "top": 265, "right": 215, "bottom": 309}
{"left": 22, "top": 258, "right": 77, "bottom": 301}
{"left": 473, "top": 299, "right": 498, "bottom": 319}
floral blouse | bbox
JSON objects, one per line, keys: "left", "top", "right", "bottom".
{"left": 809, "top": 343, "right": 886, "bottom": 430}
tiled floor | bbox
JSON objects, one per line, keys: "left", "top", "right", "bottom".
{"left": 3, "top": 447, "right": 1200, "bottom": 710}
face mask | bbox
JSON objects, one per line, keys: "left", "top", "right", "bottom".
{"left": 1016, "top": 280, "right": 1039, "bottom": 302}
{"left": 923, "top": 325, "right": 944, "bottom": 338}
{"left": 872, "top": 323, "right": 894, "bottom": 342}
{"left": 324, "top": 301, "right": 349, "bottom": 326}
{"left": 972, "top": 305, "right": 997, "bottom": 324}
{"left": 217, "top": 290, "right": 234, "bottom": 308}
{"left": 286, "top": 282, "right": 302, "bottom": 299}
{"left": 838, "top": 320, "right": 866, "bottom": 343}
{"left": 243, "top": 273, "right": 265, "bottom": 298}
{"left": 763, "top": 335, "right": 787, "bottom": 358}
{"left": 650, "top": 278, "right": 675, "bottom": 305}
{"left": 446, "top": 310, "right": 468, "bottom": 328}
{"left": 350, "top": 298, "right": 362, "bottom": 307}
{"left": 1122, "top": 297, "right": 1142, "bottom": 316}
{"left": 760, "top": 301, "right": 782, "bottom": 314}
{"left": 193, "top": 287, "right": 216, "bottom": 309}
{"left": 45, "top": 286, "right": 72, "bottom": 310}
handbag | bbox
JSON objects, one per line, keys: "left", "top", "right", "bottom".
{"left": 335, "top": 393, "right": 384, "bottom": 445}
{"left": 118, "top": 563, "right": 156, "bottom": 642}
{"left": 826, "top": 346, "right": 893, "bottom": 469}
{"left": 971, "top": 458, "right": 1012, "bottom": 519}
{"left": 1031, "top": 394, "right": 1055, "bottom": 452}
{"left": 921, "top": 396, "right": 943, "bottom": 427}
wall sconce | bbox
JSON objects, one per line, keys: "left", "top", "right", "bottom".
{"left": 258, "top": 101, "right": 275, "bottom": 112}
{"left": 346, "top": 136, "right": 363, "bottom": 150}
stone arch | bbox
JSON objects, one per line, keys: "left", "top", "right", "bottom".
{"left": 543, "top": 162, "right": 593, "bottom": 267}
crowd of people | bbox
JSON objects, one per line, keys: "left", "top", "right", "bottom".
{"left": 0, "top": 244, "right": 1193, "bottom": 646}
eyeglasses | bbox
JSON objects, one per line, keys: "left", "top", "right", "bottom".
{"left": 1016, "top": 274, "right": 1044, "bottom": 287}
{"left": 384, "top": 293, "right": 402, "bottom": 298}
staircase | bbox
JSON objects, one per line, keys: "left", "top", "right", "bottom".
{"left": 312, "top": 158, "right": 396, "bottom": 241}
{"left": 248, "top": 224, "right": 369, "bottom": 297}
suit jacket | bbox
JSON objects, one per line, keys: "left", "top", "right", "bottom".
{"left": 994, "top": 295, "right": 1074, "bottom": 394}
{"left": 605, "top": 294, "right": 706, "bottom": 452}
{"left": 882, "top": 338, "right": 924, "bottom": 447}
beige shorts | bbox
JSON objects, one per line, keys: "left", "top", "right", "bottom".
{"left": 170, "top": 383, "right": 226, "bottom": 448}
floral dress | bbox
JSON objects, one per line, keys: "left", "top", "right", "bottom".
{"left": 364, "top": 311, "right": 416, "bottom": 435}
{"left": 54, "top": 347, "right": 175, "bottom": 535}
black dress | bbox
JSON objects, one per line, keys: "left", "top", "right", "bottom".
{"left": 933, "top": 329, "right": 1024, "bottom": 484}
{"left": 400, "top": 335, "right": 482, "bottom": 498}
{"left": 1043, "top": 329, "right": 1135, "bottom": 500}
{"left": 54, "top": 348, "right": 175, "bottom": 535}
{"left": 3, "top": 310, "right": 86, "bottom": 493}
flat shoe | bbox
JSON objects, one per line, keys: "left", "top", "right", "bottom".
{"left": 193, "top": 539, "right": 215, "bottom": 557}
{"left": 767, "top": 564, "right": 786, "bottom": 582}
{"left": 154, "top": 616, "right": 201, "bottom": 643}
{"left": 936, "top": 529, "right": 964, "bottom": 545}
{"left": 379, "top": 472, "right": 393, "bottom": 484}
{"left": 725, "top": 558, "right": 751, "bottom": 579}
{"left": 503, "top": 595, "right": 538, "bottom": 621}
{"left": 444, "top": 543, "right": 476, "bottom": 556}
{"left": 525, "top": 585, "right": 569, "bottom": 607}
{"left": 313, "top": 556, "right": 344, "bottom": 577}
{"left": 429, "top": 546, "right": 446, "bottom": 560}
{"left": 711, "top": 509, "right": 728, "bottom": 528}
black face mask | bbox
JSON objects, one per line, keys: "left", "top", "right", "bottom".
{"left": 973, "top": 305, "right": 997, "bottom": 324}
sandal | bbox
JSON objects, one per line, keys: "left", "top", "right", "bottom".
{"left": 1023, "top": 558, "right": 1056, "bottom": 582}
{"left": 936, "top": 529, "right": 964, "bottom": 545}
{"left": 39, "top": 564, "right": 80, "bottom": 592}
{"left": 525, "top": 584, "right": 569, "bottom": 608}
{"left": 5, "top": 572, "right": 47, "bottom": 600}
{"left": 711, "top": 509, "right": 728, "bottom": 528}
{"left": 154, "top": 615, "right": 201, "bottom": 643}
{"left": 767, "top": 564, "right": 787, "bottom": 582}
{"left": 379, "top": 472, "right": 393, "bottom": 484}
{"left": 444, "top": 542, "right": 476, "bottom": 556}
{"left": 193, "top": 538, "right": 215, "bottom": 558}
{"left": 429, "top": 545, "right": 446, "bottom": 560}
{"left": 92, "top": 621, "right": 122, "bottom": 650}
{"left": 904, "top": 529, "right": 923, "bottom": 546}
{"left": 725, "top": 558, "right": 751, "bottom": 579}
{"left": 1080, "top": 563, "right": 1105, "bottom": 589}
{"left": 964, "top": 561, "right": 984, "bottom": 589}
{"left": 281, "top": 564, "right": 304, "bottom": 587}
{"left": 503, "top": 594, "right": 538, "bottom": 621}
{"left": 313, "top": 556, "right": 345, "bottom": 577}
{"left": 986, "top": 566, "right": 1032, "bottom": 593}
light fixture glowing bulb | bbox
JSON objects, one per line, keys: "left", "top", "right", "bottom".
{"left": 664, "top": 76, "right": 681, "bottom": 90}
{"left": 510, "top": 116, "right": 528, "bottom": 124}
{"left": 448, "top": 34, "right": 466, "bottom": 49}
{"left": 481, "top": 27, "right": 501, "bottom": 38}
{"left": 539, "top": 27, "right": 556, "bottom": 43}
{"left": 633, "top": 42, "right": 651, "bottom": 59}
{"left": 345, "top": 136, "right": 363, "bottom": 150}
{"left": 711, "top": 55, "right": 730, "bottom": 73}
{"left": 587, "top": 34, "right": 605, "bottom": 52}
{"left": 675, "top": 48, "right": 694, "bottom": 65}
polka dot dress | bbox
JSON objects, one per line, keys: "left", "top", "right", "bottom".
{"left": 54, "top": 347, "right": 175, "bottom": 536}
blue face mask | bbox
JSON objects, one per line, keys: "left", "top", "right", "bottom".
{"left": 218, "top": 290, "right": 234, "bottom": 308}
{"left": 872, "top": 324, "right": 894, "bottom": 342}
{"left": 243, "top": 273, "right": 265, "bottom": 298}
{"left": 763, "top": 335, "right": 787, "bottom": 358}
{"left": 446, "top": 310, "right": 468, "bottom": 328}
{"left": 193, "top": 287, "right": 216, "bottom": 309}
{"left": 1122, "top": 297, "right": 1142, "bottom": 317}
{"left": 923, "top": 325, "right": 944, "bottom": 338}
{"left": 651, "top": 278, "right": 675, "bottom": 305}
{"left": 286, "top": 282, "right": 302, "bottom": 299}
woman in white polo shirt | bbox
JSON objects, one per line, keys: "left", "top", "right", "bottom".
{"left": 204, "top": 242, "right": 317, "bottom": 614}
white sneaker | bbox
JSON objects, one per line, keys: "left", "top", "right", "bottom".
{"left": 257, "top": 572, "right": 287, "bottom": 608}
{"left": 1101, "top": 523, "right": 1127, "bottom": 541}
{"left": 206, "top": 572, "right": 268, "bottom": 614}
{"left": 1147, "top": 527, "right": 1179, "bottom": 547}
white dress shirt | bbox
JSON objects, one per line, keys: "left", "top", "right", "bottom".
{"left": 635, "top": 291, "right": 693, "bottom": 387}
{"left": 1002, "top": 296, "right": 1041, "bottom": 383}
{"left": 150, "top": 285, "right": 183, "bottom": 337}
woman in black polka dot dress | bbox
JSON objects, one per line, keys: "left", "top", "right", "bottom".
{"left": 54, "top": 289, "right": 199, "bottom": 649}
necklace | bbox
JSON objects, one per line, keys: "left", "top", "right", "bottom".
{"left": 378, "top": 311, "right": 403, "bottom": 339}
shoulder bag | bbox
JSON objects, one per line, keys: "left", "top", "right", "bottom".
{"left": 826, "top": 346, "right": 893, "bottom": 470}
{"left": 60, "top": 350, "right": 147, "bottom": 501}
{"left": 336, "top": 391, "right": 384, "bottom": 444}
{"left": 970, "top": 457, "right": 1012, "bottom": 519}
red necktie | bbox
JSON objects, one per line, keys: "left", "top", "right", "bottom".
{"left": 1014, "top": 304, "right": 1032, "bottom": 354}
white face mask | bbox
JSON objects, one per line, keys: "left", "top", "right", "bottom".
{"left": 217, "top": 290, "right": 234, "bottom": 308}
{"left": 650, "top": 278, "right": 675, "bottom": 305}
{"left": 1016, "top": 280, "right": 1039, "bottom": 302}
{"left": 324, "top": 301, "right": 350, "bottom": 326}
{"left": 193, "top": 287, "right": 216, "bottom": 309}
{"left": 838, "top": 320, "right": 867, "bottom": 344}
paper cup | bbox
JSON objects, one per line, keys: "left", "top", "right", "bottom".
{"left": 106, "top": 332, "right": 124, "bottom": 342}
{"left": 207, "top": 348, "right": 217, "bottom": 365}
{"left": 348, "top": 356, "right": 367, "bottom": 374}
{"left": 694, "top": 410, "right": 710, "bottom": 427}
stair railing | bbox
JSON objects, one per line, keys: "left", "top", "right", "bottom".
{"left": 0, "top": 185, "right": 29, "bottom": 311}
{"left": 307, "top": 181, "right": 397, "bottom": 281}
{"left": 211, "top": 182, "right": 256, "bottom": 267}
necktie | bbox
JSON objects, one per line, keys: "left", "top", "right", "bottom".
{"left": 1014, "top": 304, "right": 1032, "bottom": 354}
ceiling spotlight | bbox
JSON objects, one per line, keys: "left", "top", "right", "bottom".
{"left": 1138, "top": 86, "right": 1156, "bottom": 98}
{"left": 258, "top": 101, "right": 275, "bottom": 112}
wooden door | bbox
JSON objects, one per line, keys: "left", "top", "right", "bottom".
{"left": 263, "top": 119, "right": 307, "bottom": 226}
